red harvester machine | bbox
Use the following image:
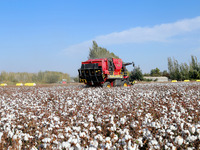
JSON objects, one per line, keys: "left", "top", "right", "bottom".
{"left": 78, "top": 58, "right": 134, "bottom": 87}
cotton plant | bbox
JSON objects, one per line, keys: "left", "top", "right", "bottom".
{"left": 0, "top": 82, "right": 199, "bottom": 149}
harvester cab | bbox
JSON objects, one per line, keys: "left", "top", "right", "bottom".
{"left": 78, "top": 58, "right": 134, "bottom": 87}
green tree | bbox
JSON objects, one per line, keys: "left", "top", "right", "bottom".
{"left": 180, "top": 63, "right": 189, "bottom": 80}
{"left": 0, "top": 71, "right": 7, "bottom": 82}
{"left": 168, "top": 56, "right": 200, "bottom": 80}
{"left": 190, "top": 55, "right": 199, "bottom": 71}
{"left": 150, "top": 68, "right": 161, "bottom": 76}
{"left": 45, "top": 73, "right": 60, "bottom": 83}
{"left": 162, "top": 70, "right": 170, "bottom": 78}
{"left": 168, "top": 57, "right": 181, "bottom": 80}
{"left": 130, "top": 66, "right": 143, "bottom": 81}
{"left": 0, "top": 71, "right": 70, "bottom": 84}
{"left": 88, "top": 41, "right": 119, "bottom": 59}
{"left": 189, "top": 56, "right": 200, "bottom": 79}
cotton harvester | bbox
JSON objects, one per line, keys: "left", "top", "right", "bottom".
{"left": 78, "top": 58, "right": 134, "bottom": 87}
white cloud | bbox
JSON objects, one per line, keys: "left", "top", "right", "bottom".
{"left": 63, "top": 16, "right": 200, "bottom": 54}
{"left": 62, "top": 41, "right": 92, "bottom": 55}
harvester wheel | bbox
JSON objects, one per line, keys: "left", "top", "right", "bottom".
{"left": 103, "top": 82, "right": 111, "bottom": 88}
{"left": 122, "top": 81, "right": 128, "bottom": 87}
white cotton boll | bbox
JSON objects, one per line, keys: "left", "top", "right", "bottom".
{"left": 24, "top": 134, "right": 29, "bottom": 141}
{"left": 89, "top": 126, "right": 96, "bottom": 131}
{"left": 84, "top": 123, "right": 89, "bottom": 128}
{"left": 93, "top": 140, "right": 98, "bottom": 148}
{"left": 120, "top": 117, "right": 126, "bottom": 125}
{"left": 17, "top": 125, "right": 23, "bottom": 129}
{"left": 88, "top": 114, "right": 94, "bottom": 122}
{"left": 127, "top": 143, "right": 139, "bottom": 150}
{"left": 180, "top": 107, "right": 185, "bottom": 113}
{"left": 31, "top": 146, "right": 38, "bottom": 150}
{"left": 96, "top": 126, "right": 101, "bottom": 131}
{"left": 73, "top": 126, "right": 81, "bottom": 132}
{"left": 181, "top": 123, "right": 184, "bottom": 129}
{"left": 18, "top": 139, "right": 22, "bottom": 149}
{"left": 110, "top": 115, "right": 114, "bottom": 124}
{"left": 8, "top": 130, "right": 14, "bottom": 138}
{"left": 112, "top": 134, "right": 118, "bottom": 141}
{"left": 48, "top": 127, "right": 53, "bottom": 131}
{"left": 88, "top": 147, "right": 96, "bottom": 150}
{"left": 75, "top": 143, "right": 81, "bottom": 149}
{"left": 176, "top": 112, "right": 181, "bottom": 118}
{"left": 165, "top": 145, "right": 169, "bottom": 149}
{"left": 187, "top": 135, "right": 197, "bottom": 142}
{"left": 149, "top": 139, "right": 158, "bottom": 145}
{"left": 110, "top": 124, "right": 116, "bottom": 131}
{"left": 0, "top": 132, "right": 3, "bottom": 143}
{"left": 166, "top": 142, "right": 173, "bottom": 148}
{"left": 170, "top": 125, "right": 177, "bottom": 131}
{"left": 160, "top": 118, "right": 166, "bottom": 125}
{"left": 24, "top": 123, "right": 28, "bottom": 128}
{"left": 144, "top": 117, "right": 148, "bottom": 125}
{"left": 71, "top": 138, "right": 78, "bottom": 145}
{"left": 53, "top": 116, "right": 60, "bottom": 122}
{"left": 175, "top": 136, "right": 184, "bottom": 145}
{"left": 127, "top": 140, "right": 132, "bottom": 147}
{"left": 80, "top": 132, "right": 86, "bottom": 138}
{"left": 42, "top": 138, "right": 51, "bottom": 143}
{"left": 53, "top": 140, "right": 59, "bottom": 145}
{"left": 189, "top": 125, "right": 196, "bottom": 134}
{"left": 90, "top": 140, "right": 98, "bottom": 148}
{"left": 151, "top": 122, "right": 156, "bottom": 127}
{"left": 55, "top": 124, "right": 59, "bottom": 128}
{"left": 187, "top": 147, "right": 194, "bottom": 150}
{"left": 172, "top": 146, "right": 176, "bottom": 150}
{"left": 58, "top": 133, "right": 64, "bottom": 139}
{"left": 197, "top": 129, "right": 200, "bottom": 134}
{"left": 12, "top": 134, "right": 18, "bottom": 140}
{"left": 105, "top": 142, "right": 112, "bottom": 149}
{"left": 37, "top": 132, "right": 42, "bottom": 139}
{"left": 167, "top": 129, "right": 172, "bottom": 134}
{"left": 62, "top": 141, "right": 70, "bottom": 149}
{"left": 1, "top": 117, "right": 7, "bottom": 122}
{"left": 136, "top": 137, "right": 143, "bottom": 147}
{"left": 97, "top": 117, "right": 102, "bottom": 123}
{"left": 94, "top": 134, "right": 103, "bottom": 141}
{"left": 125, "top": 134, "right": 132, "bottom": 141}
{"left": 171, "top": 105, "right": 175, "bottom": 111}
{"left": 196, "top": 124, "right": 200, "bottom": 129}
{"left": 65, "top": 127, "right": 72, "bottom": 132}
{"left": 105, "top": 137, "right": 111, "bottom": 143}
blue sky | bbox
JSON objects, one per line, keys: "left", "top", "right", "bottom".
{"left": 0, "top": 0, "right": 200, "bottom": 76}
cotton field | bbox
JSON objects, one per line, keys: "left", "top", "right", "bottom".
{"left": 0, "top": 82, "right": 200, "bottom": 150}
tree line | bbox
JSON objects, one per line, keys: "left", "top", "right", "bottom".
{"left": 131, "top": 56, "right": 200, "bottom": 81}
{"left": 168, "top": 56, "right": 200, "bottom": 80}
{"left": 0, "top": 71, "right": 70, "bottom": 84}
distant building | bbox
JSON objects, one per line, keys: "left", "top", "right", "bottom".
{"left": 144, "top": 76, "right": 168, "bottom": 82}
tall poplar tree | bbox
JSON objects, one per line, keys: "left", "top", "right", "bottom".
{"left": 88, "top": 41, "right": 119, "bottom": 59}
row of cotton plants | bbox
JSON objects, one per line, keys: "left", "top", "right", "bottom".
{"left": 0, "top": 82, "right": 199, "bottom": 149}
